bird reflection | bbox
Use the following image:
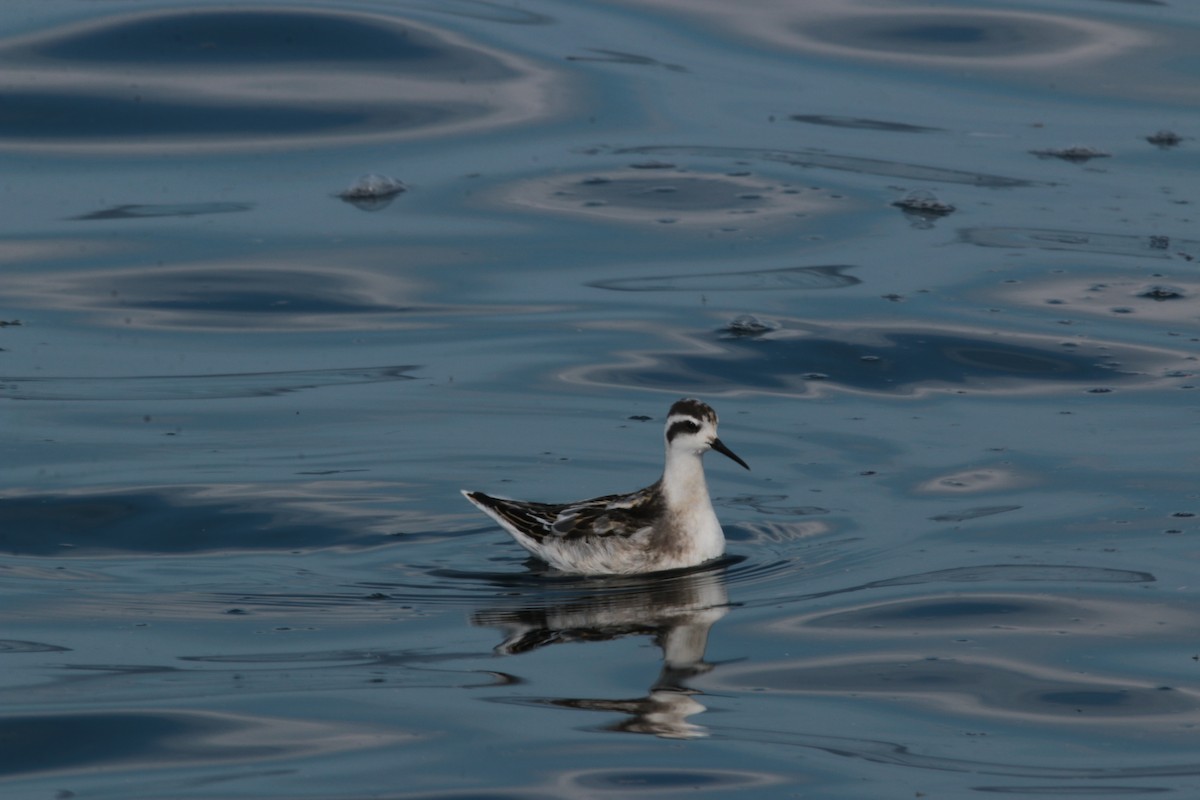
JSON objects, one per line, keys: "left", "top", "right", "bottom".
{"left": 471, "top": 562, "right": 732, "bottom": 739}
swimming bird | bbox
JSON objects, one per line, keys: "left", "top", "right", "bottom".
{"left": 462, "top": 398, "right": 749, "bottom": 575}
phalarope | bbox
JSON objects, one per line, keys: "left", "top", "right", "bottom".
{"left": 462, "top": 398, "right": 749, "bottom": 575}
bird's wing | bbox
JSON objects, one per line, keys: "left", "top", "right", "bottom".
{"left": 467, "top": 483, "right": 664, "bottom": 544}
{"left": 548, "top": 482, "right": 665, "bottom": 541}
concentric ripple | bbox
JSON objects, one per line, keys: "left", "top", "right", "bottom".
{"left": 564, "top": 318, "right": 1196, "bottom": 398}
{"left": 500, "top": 167, "right": 846, "bottom": 228}
{"left": 0, "top": 7, "right": 559, "bottom": 152}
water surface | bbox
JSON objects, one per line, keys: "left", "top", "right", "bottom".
{"left": 3, "top": 0, "right": 1200, "bottom": 797}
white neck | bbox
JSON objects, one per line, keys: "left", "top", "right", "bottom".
{"left": 662, "top": 449, "right": 710, "bottom": 509}
{"left": 659, "top": 448, "right": 725, "bottom": 564}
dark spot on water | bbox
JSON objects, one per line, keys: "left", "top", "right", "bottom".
{"left": 590, "top": 265, "right": 858, "bottom": 292}
{"left": 573, "top": 769, "right": 753, "bottom": 790}
{"left": 565, "top": 48, "right": 687, "bottom": 73}
{"left": 70, "top": 202, "right": 254, "bottom": 221}
{"left": 1147, "top": 129, "right": 1183, "bottom": 147}
{"left": 1030, "top": 146, "right": 1111, "bottom": 162}
{"left": 1040, "top": 690, "right": 1130, "bottom": 708}
{"left": 896, "top": 24, "right": 986, "bottom": 44}
{"left": 930, "top": 505, "right": 1021, "bottom": 523}
{"left": 0, "top": 640, "right": 71, "bottom": 653}
{"left": 788, "top": 114, "right": 942, "bottom": 133}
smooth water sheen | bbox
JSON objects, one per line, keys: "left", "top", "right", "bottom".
{"left": 3, "top": 0, "right": 1200, "bottom": 797}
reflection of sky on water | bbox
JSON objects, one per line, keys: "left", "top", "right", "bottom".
{"left": 3, "top": 0, "right": 1200, "bottom": 796}
{"left": 4, "top": 259, "right": 556, "bottom": 330}
{"left": 0, "top": 709, "right": 400, "bottom": 781}
{"left": 566, "top": 319, "right": 1196, "bottom": 398}
{"left": 0, "top": 482, "right": 414, "bottom": 556}
{"left": 715, "top": 654, "right": 1200, "bottom": 724}
{"left": 0, "top": 7, "right": 561, "bottom": 152}
{"left": 624, "top": 0, "right": 1200, "bottom": 103}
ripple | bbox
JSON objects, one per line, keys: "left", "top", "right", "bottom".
{"left": 368, "top": 555, "right": 750, "bottom": 610}
{"left": 616, "top": 144, "right": 1041, "bottom": 187}
{"left": 565, "top": 767, "right": 783, "bottom": 793}
{"left": 0, "top": 709, "right": 402, "bottom": 780}
{"left": 310, "top": 553, "right": 807, "bottom": 619}
{"left": 0, "top": 7, "right": 558, "bottom": 153}
{"left": 3, "top": 260, "right": 538, "bottom": 331}
{"left": 788, "top": 9, "right": 1141, "bottom": 69}
{"left": 710, "top": 725, "right": 1200, "bottom": 780}
{"left": 653, "top": 3, "right": 1149, "bottom": 74}
{"left": 990, "top": 273, "right": 1200, "bottom": 325}
{"left": 744, "top": 564, "right": 1155, "bottom": 608}
{"left": 0, "top": 365, "right": 417, "bottom": 401}
{"left": 916, "top": 468, "right": 1032, "bottom": 494}
{"left": 501, "top": 168, "right": 844, "bottom": 228}
{"left": 929, "top": 504, "right": 1022, "bottom": 523}
{"left": 974, "top": 787, "right": 1171, "bottom": 795}
{"left": 775, "top": 592, "right": 1195, "bottom": 638}
{"left": 960, "top": 227, "right": 1200, "bottom": 261}
{"left": 714, "top": 655, "right": 1200, "bottom": 724}
{"left": 589, "top": 264, "right": 858, "bottom": 292}
{"left": 564, "top": 319, "right": 1195, "bottom": 398}
{"left": 0, "top": 483, "right": 409, "bottom": 556}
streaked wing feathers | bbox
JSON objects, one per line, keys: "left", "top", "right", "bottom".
{"left": 469, "top": 482, "right": 664, "bottom": 544}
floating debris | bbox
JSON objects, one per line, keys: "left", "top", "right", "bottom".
{"left": 338, "top": 173, "right": 407, "bottom": 210}
{"left": 1146, "top": 130, "right": 1183, "bottom": 147}
{"left": 721, "top": 314, "right": 779, "bottom": 337}
{"left": 1029, "top": 146, "right": 1110, "bottom": 163}
{"left": 1139, "top": 285, "right": 1186, "bottom": 301}
{"left": 892, "top": 189, "right": 955, "bottom": 216}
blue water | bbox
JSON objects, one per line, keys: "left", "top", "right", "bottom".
{"left": 3, "top": 0, "right": 1200, "bottom": 797}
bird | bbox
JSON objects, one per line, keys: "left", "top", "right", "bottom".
{"left": 461, "top": 398, "right": 749, "bottom": 575}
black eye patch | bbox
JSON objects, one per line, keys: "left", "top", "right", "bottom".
{"left": 666, "top": 419, "right": 702, "bottom": 442}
